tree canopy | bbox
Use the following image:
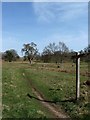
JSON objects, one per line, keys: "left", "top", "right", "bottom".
{"left": 3, "top": 49, "right": 19, "bottom": 62}
{"left": 21, "top": 42, "right": 38, "bottom": 63}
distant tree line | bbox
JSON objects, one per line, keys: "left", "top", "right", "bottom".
{"left": 1, "top": 49, "right": 19, "bottom": 62}
{"left": 40, "top": 42, "right": 90, "bottom": 63}
{"left": 79, "top": 44, "right": 90, "bottom": 62}
{"left": 41, "top": 42, "right": 69, "bottom": 63}
{"left": 1, "top": 42, "right": 90, "bottom": 63}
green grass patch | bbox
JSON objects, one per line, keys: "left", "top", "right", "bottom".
{"left": 2, "top": 62, "right": 53, "bottom": 118}
{"left": 23, "top": 62, "right": 89, "bottom": 119}
{"left": 2, "top": 62, "right": 89, "bottom": 119}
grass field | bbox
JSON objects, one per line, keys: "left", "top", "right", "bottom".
{"left": 2, "top": 61, "right": 90, "bottom": 119}
{"left": 2, "top": 62, "right": 54, "bottom": 118}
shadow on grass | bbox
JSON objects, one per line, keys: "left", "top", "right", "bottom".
{"left": 74, "top": 114, "right": 90, "bottom": 120}
{"left": 27, "top": 93, "right": 76, "bottom": 104}
{"left": 80, "top": 114, "right": 90, "bottom": 120}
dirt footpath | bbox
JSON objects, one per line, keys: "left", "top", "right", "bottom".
{"left": 23, "top": 71, "right": 70, "bottom": 119}
{"left": 31, "top": 87, "right": 70, "bottom": 119}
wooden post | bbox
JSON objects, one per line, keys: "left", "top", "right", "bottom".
{"left": 76, "top": 52, "right": 80, "bottom": 100}
{"left": 72, "top": 52, "right": 90, "bottom": 100}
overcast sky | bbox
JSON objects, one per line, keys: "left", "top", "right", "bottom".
{"left": 2, "top": 1, "right": 88, "bottom": 56}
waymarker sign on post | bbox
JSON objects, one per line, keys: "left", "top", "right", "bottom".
{"left": 72, "top": 52, "right": 89, "bottom": 100}
{"left": 76, "top": 52, "right": 80, "bottom": 100}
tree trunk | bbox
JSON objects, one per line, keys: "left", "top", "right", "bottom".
{"left": 29, "top": 59, "right": 32, "bottom": 64}
{"left": 28, "top": 57, "right": 32, "bottom": 64}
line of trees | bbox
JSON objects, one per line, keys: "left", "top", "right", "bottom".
{"left": 1, "top": 42, "right": 90, "bottom": 63}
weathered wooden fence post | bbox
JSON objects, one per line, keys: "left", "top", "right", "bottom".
{"left": 72, "top": 52, "right": 90, "bottom": 100}
{"left": 76, "top": 52, "right": 80, "bottom": 100}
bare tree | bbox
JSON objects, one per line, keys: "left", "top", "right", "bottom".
{"left": 42, "top": 42, "right": 57, "bottom": 55}
{"left": 42, "top": 42, "right": 69, "bottom": 63}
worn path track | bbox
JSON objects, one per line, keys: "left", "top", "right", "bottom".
{"left": 31, "top": 87, "right": 70, "bottom": 119}
{"left": 24, "top": 72, "right": 70, "bottom": 119}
